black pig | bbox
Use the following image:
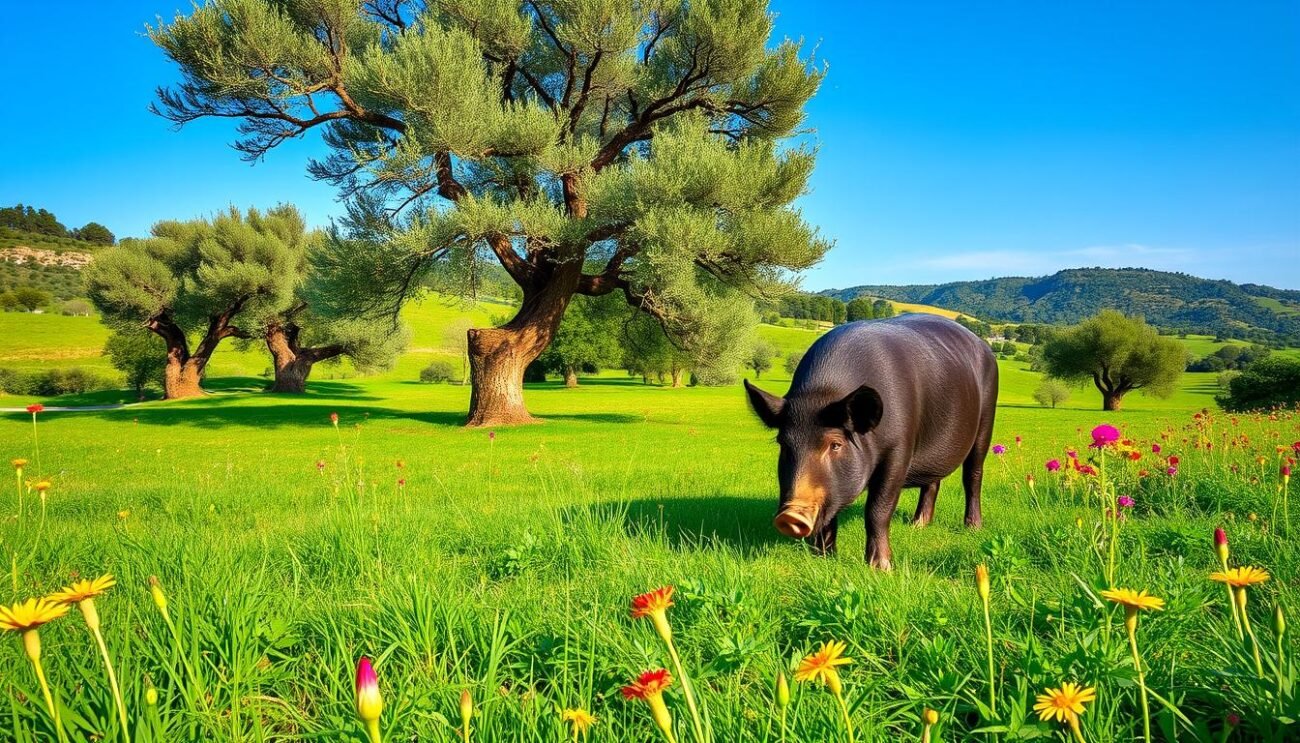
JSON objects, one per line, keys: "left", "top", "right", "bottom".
{"left": 745, "top": 314, "right": 998, "bottom": 568}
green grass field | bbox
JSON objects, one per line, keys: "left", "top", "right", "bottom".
{"left": 0, "top": 309, "right": 1296, "bottom": 742}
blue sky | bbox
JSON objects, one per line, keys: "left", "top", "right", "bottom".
{"left": 1, "top": 1, "right": 1296, "bottom": 289}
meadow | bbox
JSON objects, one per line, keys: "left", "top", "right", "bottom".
{"left": 0, "top": 308, "right": 1296, "bottom": 742}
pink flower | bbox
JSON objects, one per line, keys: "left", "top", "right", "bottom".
{"left": 992, "top": 444, "right": 1006, "bottom": 455}
{"left": 1066, "top": 449, "right": 1078, "bottom": 460}
{"left": 1117, "top": 495, "right": 1135, "bottom": 508}
{"left": 1151, "top": 443, "right": 1161, "bottom": 454}
{"left": 1166, "top": 465, "right": 1178, "bottom": 476}
{"left": 1090, "top": 424, "right": 1120, "bottom": 449}
{"left": 355, "top": 656, "right": 382, "bottom": 723}
{"left": 1045, "top": 459, "right": 1062, "bottom": 472}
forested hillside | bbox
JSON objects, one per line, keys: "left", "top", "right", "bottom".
{"left": 826, "top": 268, "right": 1300, "bottom": 344}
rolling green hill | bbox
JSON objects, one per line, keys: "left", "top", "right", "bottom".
{"left": 825, "top": 268, "right": 1300, "bottom": 344}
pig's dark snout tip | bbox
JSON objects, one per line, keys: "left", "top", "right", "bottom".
{"left": 774, "top": 508, "right": 816, "bottom": 539}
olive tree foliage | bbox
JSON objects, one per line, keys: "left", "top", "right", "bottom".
{"left": 103, "top": 329, "right": 169, "bottom": 398}
{"left": 1032, "top": 378, "right": 1070, "bottom": 409}
{"left": 149, "top": 0, "right": 829, "bottom": 425}
{"left": 84, "top": 206, "right": 305, "bottom": 398}
{"left": 1041, "top": 310, "right": 1187, "bottom": 411}
{"left": 537, "top": 292, "right": 623, "bottom": 386}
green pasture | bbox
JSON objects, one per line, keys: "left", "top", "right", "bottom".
{"left": 0, "top": 308, "right": 1297, "bottom": 741}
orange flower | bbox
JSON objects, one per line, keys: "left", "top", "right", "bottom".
{"left": 631, "top": 586, "right": 675, "bottom": 642}
{"left": 795, "top": 640, "right": 852, "bottom": 694}
{"left": 622, "top": 669, "right": 675, "bottom": 742}
{"left": 622, "top": 668, "right": 673, "bottom": 700}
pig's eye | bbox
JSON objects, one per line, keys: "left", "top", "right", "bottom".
{"left": 830, "top": 441, "right": 843, "bottom": 453}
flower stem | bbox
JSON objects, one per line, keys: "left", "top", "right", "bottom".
{"left": 1126, "top": 619, "right": 1151, "bottom": 743}
{"left": 365, "top": 718, "right": 382, "bottom": 743}
{"left": 833, "top": 689, "right": 856, "bottom": 743}
{"left": 982, "top": 596, "right": 997, "bottom": 718}
{"left": 31, "top": 412, "right": 41, "bottom": 478}
{"left": 1068, "top": 715, "right": 1087, "bottom": 743}
{"left": 90, "top": 621, "right": 131, "bottom": 743}
{"left": 664, "top": 634, "right": 706, "bottom": 743}
{"left": 778, "top": 706, "right": 787, "bottom": 743}
{"left": 25, "top": 632, "right": 68, "bottom": 743}
{"left": 1221, "top": 557, "right": 1243, "bottom": 640}
{"left": 1238, "top": 589, "right": 1265, "bottom": 677}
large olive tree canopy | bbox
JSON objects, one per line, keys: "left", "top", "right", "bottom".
{"left": 150, "top": 0, "right": 830, "bottom": 424}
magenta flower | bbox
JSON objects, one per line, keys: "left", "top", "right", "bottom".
{"left": 1045, "top": 459, "right": 1062, "bottom": 472}
{"left": 992, "top": 444, "right": 1006, "bottom": 455}
{"left": 1151, "top": 443, "right": 1161, "bottom": 454}
{"left": 1166, "top": 465, "right": 1178, "bottom": 476}
{"left": 1066, "top": 449, "right": 1078, "bottom": 460}
{"left": 1090, "top": 424, "right": 1120, "bottom": 448}
{"left": 1117, "top": 495, "right": 1135, "bottom": 508}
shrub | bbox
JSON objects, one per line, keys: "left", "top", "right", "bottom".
{"left": 419, "top": 358, "right": 460, "bottom": 384}
{"left": 1217, "top": 356, "right": 1300, "bottom": 411}
{"left": 784, "top": 350, "right": 804, "bottom": 375}
{"left": 0, "top": 366, "right": 116, "bottom": 396}
{"left": 1032, "top": 379, "right": 1071, "bottom": 408}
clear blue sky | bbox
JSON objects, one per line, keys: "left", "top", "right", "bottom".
{"left": 1, "top": 1, "right": 1296, "bottom": 289}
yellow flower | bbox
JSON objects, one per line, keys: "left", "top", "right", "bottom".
{"left": 49, "top": 574, "right": 116, "bottom": 604}
{"left": 795, "top": 640, "right": 853, "bottom": 693}
{"left": 975, "top": 564, "right": 991, "bottom": 601}
{"left": 1209, "top": 566, "right": 1270, "bottom": 588}
{"left": 10, "top": 458, "right": 27, "bottom": 469}
{"left": 922, "top": 708, "right": 939, "bottom": 725}
{"left": 561, "top": 708, "right": 597, "bottom": 735}
{"left": 0, "top": 597, "right": 68, "bottom": 632}
{"left": 32, "top": 480, "right": 51, "bottom": 492}
{"left": 1034, "top": 682, "right": 1097, "bottom": 723}
{"left": 1100, "top": 588, "right": 1165, "bottom": 612}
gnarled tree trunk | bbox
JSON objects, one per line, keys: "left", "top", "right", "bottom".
{"left": 671, "top": 366, "right": 685, "bottom": 388}
{"left": 465, "top": 261, "right": 580, "bottom": 427}
{"left": 1093, "top": 369, "right": 1133, "bottom": 412}
{"left": 162, "top": 356, "right": 205, "bottom": 399}
{"left": 563, "top": 365, "right": 579, "bottom": 388}
{"left": 148, "top": 306, "right": 247, "bottom": 400}
{"left": 265, "top": 321, "right": 344, "bottom": 393}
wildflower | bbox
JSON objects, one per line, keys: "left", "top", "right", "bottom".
{"left": 316, "top": 460, "right": 326, "bottom": 472}
{"left": 1027, "top": 473, "right": 1036, "bottom": 490}
{"left": 1151, "top": 443, "right": 1161, "bottom": 453}
{"left": 1034, "top": 682, "right": 1096, "bottom": 742}
{"left": 1075, "top": 516, "right": 1084, "bottom": 529}
{"left": 26, "top": 403, "right": 44, "bottom": 414}
{"left": 922, "top": 708, "right": 939, "bottom": 743}
{"left": 51, "top": 575, "right": 128, "bottom": 742}
{"left": 795, "top": 641, "right": 856, "bottom": 743}
{"left": 975, "top": 563, "right": 995, "bottom": 716}
{"left": 330, "top": 412, "right": 339, "bottom": 425}
{"left": 795, "top": 640, "right": 852, "bottom": 691}
{"left": 10, "top": 458, "right": 26, "bottom": 471}
{"left": 1090, "top": 424, "right": 1120, "bottom": 448}
{"left": 1015, "top": 435, "right": 1022, "bottom": 446}
{"left": 1, "top": 597, "right": 69, "bottom": 731}
{"left": 1214, "top": 528, "right": 1229, "bottom": 565}
{"left": 33, "top": 480, "right": 51, "bottom": 492}
{"left": 1116, "top": 495, "right": 1135, "bottom": 509}
{"left": 144, "top": 675, "right": 158, "bottom": 706}
{"left": 775, "top": 670, "right": 790, "bottom": 707}
{"left": 148, "top": 575, "right": 169, "bottom": 619}
{"left": 1209, "top": 566, "right": 1270, "bottom": 587}
{"left": 1046, "top": 459, "right": 1061, "bottom": 472}
{"left": 1166, "top": 466, "right": 1178, "bottom": 476}
{"left": 561, "top": 708, "right": 597, "bottom": 740}
{"left": 355, "top": 656, "right": 383, "bottom": 743}
{"left": 622, "top": 669, "right": 676, "bottom": 743}
{"left": 488, "top": 431, "right": 496, "bottom": 441}
{"left": 460, "top": 689, "right": 473, "bottom": 742}
{"left": 992, "top": 444, "right": 1006, "bottom": 455}
{"left": 1283, "top": 464, "right": 1292, "bottom": 484}
{"left": 117, "top": 509, "right": 130, "bottom": 520}
{"left": 631, "top": 586, "right": 675, "bottom": 642}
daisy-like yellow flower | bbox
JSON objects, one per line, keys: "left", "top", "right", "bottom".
{"left": 10, "top": 458, "right": 26, "bottom": 470}
{"left": 49, "top": 574, "right": 116, "bottom": 605}
{"left": 1100, "top": 588, "right": 1164, "bottom": 612}
{"left": 1035, "top": 682, "right": 1096, "bottom": 742}
{"left": 0, "top": 597, "right": 68, "bottom": 632}
{"left": 795, "top": 639, "right": 853, "bottom": 691}
{"left": 32, "top": 480, "right": 51, "bottom": 492}
{"left": 561, "top": 708, "right": 597, "bottom": 739}
{"left": 1209, "top": 566, "right": 1270, "bottom": 588}
{"left": 1034, "top": 682, "right": 1096, "bottom": 722}
{"left": 1, "top": 597, "right": 69, "bottom": 733}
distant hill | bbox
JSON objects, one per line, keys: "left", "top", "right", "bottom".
{"left": 824, "top": 268, "right": 1300, "bottom": 344}
{"left": 0, "top": 228, "right": 100, "bottom": 302}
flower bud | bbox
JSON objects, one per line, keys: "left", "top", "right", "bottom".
{"left": 776, "top": 670, "right": 790, "bottom": 708}
{"left": 148, "top": 576, "right": 169, "bottom": 618}
{"left": 1214, "top": 528, "right": 1229, "bottom": 566}
{"left": 1276, "top": 604, "right": 1287, "bottom": 637}
{"left": 460, "top": 688, "right": 474, "bottom": 731}
{"left": 355, "top": 657, "right": 382, "bottom": 723}
{"left": 975, "top": 564, "right": 990, "bottom": 602}
{"left": 922, "top": 708, "right": 939, "bottom": 726}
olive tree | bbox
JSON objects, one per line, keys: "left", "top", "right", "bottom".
{"left": 1041, "top": 310, "right": 1186, "bottom": 411}
{"left": 85, "top": 206, "right": 303, "bottom": 398}
{"left": 150, "top": 0, "right": 828, "bottom": 425}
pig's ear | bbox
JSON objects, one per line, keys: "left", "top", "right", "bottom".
{"left": 820, "top": 385, "right": 883, "bottom": 434}
{"left": 744, "top": 379, "right": 785, "bottom": 428}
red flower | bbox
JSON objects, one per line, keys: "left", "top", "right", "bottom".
{"left": 329, "top": 412, "right": 339, "bottom": 425}
{"left": 26, "top": 404, "right": 44, "bottom": 414}
{"left": 1168, "top": 456, "right": 1180, "bottom": 466}
{"left": 621, "top": 669, "right": 673, "bottom": 700}
{"left": 631, "top": 586, "right": 675, "bottom": 620}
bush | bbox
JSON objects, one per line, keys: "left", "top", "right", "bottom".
{"left": 1217, "top": 356, "right": 1300, "bottom": 411}
{"left": 0, "top": 366, "right": 116, "bottom": 396}
{"left": 419, "top": 358, "right": 461, "bottom": 384}
{"left": 784, "top": 350, "right": 804, "bottom": 375}
{"left": 1032, "top": 379, "right": 1071, "bottom": 408}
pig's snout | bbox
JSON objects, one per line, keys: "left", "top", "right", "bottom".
{"left": 774, "top": 504, "right": 819, "bottom": 539}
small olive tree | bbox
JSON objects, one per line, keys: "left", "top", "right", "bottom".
{"left": 1041, "top": 310, "right": 1186, "bottom": 411}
